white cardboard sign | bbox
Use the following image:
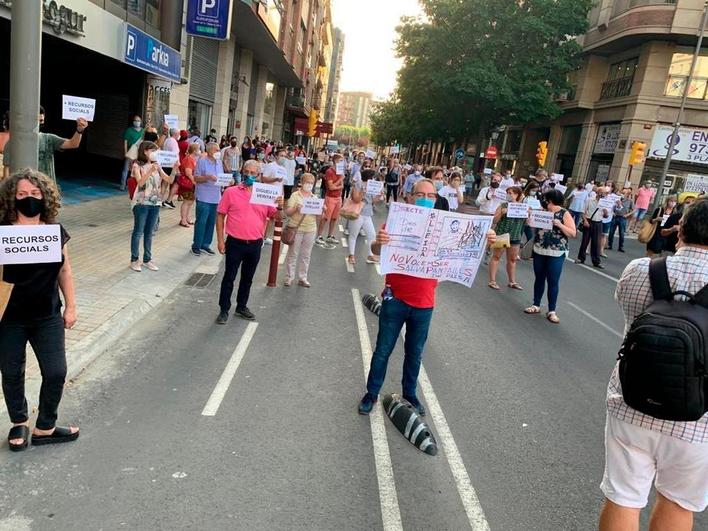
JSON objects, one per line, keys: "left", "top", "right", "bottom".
{"left": 62, "top": 95, "right": 96, "bottom": 121}
{"left": 164, "top": 114, "right": 179, "bottom": 130}
{"left": 0, "top": 224, "right": 62, "bottom": 265}
{"left": 156, "top": 150, "right": 179, "bottom": 168}
{"left": 216, "top": 173, "right": 234, "bottom": 187}
{"left": 366, "top": 180, "right": 384, "bottom": 195}
{"left": 554, "top": 184, "right": 567, "bottom": 194}
{"left": 295, "top": 156, "right": 307, "bottom": 165}
{"left": 528, "top": 210, "right": 554, "bottom": 230}
{"left": 274, "top": 166, "right": 287, "bottom": 181}
{"left": 250, "top": 182, "right": 282, "bottom": 206}
{"left": 335, "top": 161, "right": 346, "bottom": 175}
{"left": 301, "top": 197, "right": 324, "bottom": 215}
{"left": 506, "top": 203, "right": 530, "bottom": 219}
{"left": 551, "top": 173, "right": 564, "bottom": 183}
{"left": 483, "top": 168, "right": 493, "bottom": 175}
{"left": 366, "top": 149, "right": 376, "bottom": 159}
{"left": 526, "top": 198, "right": 542, "bottom": 210}
{"left": 493, "top": 188, "right": 508, "bottom": 201}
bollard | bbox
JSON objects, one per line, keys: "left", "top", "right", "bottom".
{"left": 266, "top": 210, "right": 283, "bottom": 287}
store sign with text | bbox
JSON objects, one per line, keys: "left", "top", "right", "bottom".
{"left": 124, "top": 24, "right": 181, "bottom": 83}
{"left": 649, "top": 125, "right": 708, "bottom": 165}
{"left": 0, "top": 0, "right": 86, "bottom": 36}
{"left": 594, "top": 124, "right": 621, "bottom": 154}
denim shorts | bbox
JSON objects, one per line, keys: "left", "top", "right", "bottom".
{"left": 602, "top": 222, "right": 611, "bottom": 235}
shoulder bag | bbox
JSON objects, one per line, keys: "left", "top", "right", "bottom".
{"left": 638, "top": 207, "right": 662, "bottom": 244}
{"left": 340, "top": 198, "right": 363, "bottom": 220}
{"left": 282, "top": 213, "right": 305, "bottom": 246}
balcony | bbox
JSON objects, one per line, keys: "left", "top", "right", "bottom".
{"left": 600, "top": 76, "right": 634, "bottom": 100}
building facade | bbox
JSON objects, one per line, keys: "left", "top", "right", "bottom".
{"left": 336, "top": 91, "right": 373, "bottom": 129}
{"left": 324, "top": 27, "right": 344, "bottom": 128}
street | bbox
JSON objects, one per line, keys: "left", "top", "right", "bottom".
{"left": 1, "top": 205, "right": 704, "bottom": 531}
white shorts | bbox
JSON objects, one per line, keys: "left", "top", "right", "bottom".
{"left": 601, "top": 413, "right": 708, "bottom": 512}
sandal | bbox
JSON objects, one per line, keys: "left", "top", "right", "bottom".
{"left": 488, "top": 281, "right": 501, "bottom": 290}
{"left": 31, "top": 426, "right": 80, "bottom": 446}
{"left": 8, "top": 425, "right": 29, "bottom": 452}
{"left": 546, "top": 312, "right": 560, "bottom": 324}
{"left": 298, "top": 280, "right": 311, "bottom": 288}
{"left": 348, "top": 255, "right": 356, "bottom": 265}
{"left": 179, "top": 221, "right": 190, "bottom": 228}
{"left": 524, "top": 305, "right": 541, "bottom": 314}
{"left": 508, "top": 283, "right": 524, "bottom": 291}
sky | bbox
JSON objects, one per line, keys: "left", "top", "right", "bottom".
{"left": 331, "top": 0, "right": 423, "bottom": 100}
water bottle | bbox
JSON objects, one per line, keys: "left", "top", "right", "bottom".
{"left": 382, "top": 285, "right": 394, "bottom": 301}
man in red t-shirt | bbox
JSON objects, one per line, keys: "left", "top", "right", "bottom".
{"left": 358, "top": 179, "right": 496, "bottom": 415}
{"left": 315, "top": 153, "right": 344, "bottom": 247}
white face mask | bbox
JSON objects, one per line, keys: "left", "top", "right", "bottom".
{"left": 212, "top": 151, "right": 221, "bottom": 160}
{"left": 148, "top": 151, "right": 158, "bottom": 162}
{"left": 302, "top": 183, "right": 314, "bottom": 192}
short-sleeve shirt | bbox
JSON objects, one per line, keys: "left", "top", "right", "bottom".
{"left": 286, "top": 191, "right": 317, "bottom": 233}
{"left": 438, "top": 185, "right": 461, "bottom": 210}
{"left": 3, "top": 133, "right": 66, "bottom": 183}
{"left": 353, "top": 181, "right": 375, "bottom": 217}
{"left": 1, "top": 224, "right": 70, "bottom": 322}
{"left": 131, "top": 162, "right": 163, "bottom": 207}
{"left": 123, "top": 127, "right": 143, "bottom": 149}
{"left": 325, "top": 168, "right": 342, "bottom": 198}
{"left": 163, "top": 136, "right": 179, "bottom": 154}
{"left": 217, "top": 184, "right": 277, "bottom": 240}
{"left": 195, "top": 156, "right": 224, "bottom": 204}
{"left": 386, "top": 274, "right": 438, "bottom": 309}
{"left": 635, "top": 187, "right": 655, "bottom": 210}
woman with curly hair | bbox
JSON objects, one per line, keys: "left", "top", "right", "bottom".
{"left": 0, "top": 169, "right": 79, "bottom": 451}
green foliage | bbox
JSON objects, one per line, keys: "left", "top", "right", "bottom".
{"left": 370, "top": 0, "right": 593, "bottom": 145}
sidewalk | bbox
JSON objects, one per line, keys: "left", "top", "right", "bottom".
{"left": 0, "top": 195, "right": 222, "bottom": 418}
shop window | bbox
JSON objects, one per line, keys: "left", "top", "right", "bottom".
{"left": 146, "top": 0, "right": 160, "bottom": 28}
{"left": 188, "top": 100, "right": 212, "bottom": 137}
{"left": 665, "top": 52, "right": 708, "bottom": 100}
{"left": 600, "top": 58, "right": 639, "bottom": 100}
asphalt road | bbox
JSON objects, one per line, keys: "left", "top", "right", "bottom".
{"left": 0, "top": 211, "right": 705, "bottom": 531}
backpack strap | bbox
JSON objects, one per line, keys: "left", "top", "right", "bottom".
{"left": 648, "top": 257, "right": 673, "bottom": 302}
{"left": 694, "top": 284, "right": 708, "bottom": 309}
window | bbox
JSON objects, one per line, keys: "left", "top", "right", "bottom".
{"left": 127, "top": 0, "right": 145, "bottom": 18}
{"left": 146, "top": 0, "right": 160, "bottom": 27}
{"left": 600, "top": 57, "right": 639, "bottom": 99}
{"left": 665, "top": 52, "right": 708, "bottom": 100}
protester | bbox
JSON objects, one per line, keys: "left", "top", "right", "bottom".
{"left": 426, "top": 167, "right": 450, "bottom": 211}
{"left": 489, "top": 186, "right": 525, "bottom": 291}
{"left": 177, "top": 130, "right": 190, "bottom": 158}
{"left": 283, "top": 172, "right": 318, "bottom": 287}
{"left": 215, "top": 160, "right": 283, "bottom": 324}
{"left": 129, "top": 141, "right": 173, "bottom": 272}
{"left": 205, "top": 128, "right": 218, "bottom": 144}
{"left": 598, "top": 197, "right": 708, "bottom": 531}
{"left": 117, "top": 114, "right": 144, "bottom": 191}
{"left": 191, "top": 142, "right": 224, "bottom": 257}
{"left": 358, "top": 178, "right": 496, "bottom": 415}
{"left": 438, "top": 171, "right": 464, "bottom": 212}
{"left": 402, "top": 164, "right": 423, "bottom": 200}
{"left": 524, "top": 189, "right": 576, "bottom": 323}
{"left": 347, "top": 169, "right": 382, "bottom": 265}
{"left": 576, "top": 186, "right": 609, "bottom": 269}
{"left": 241, "top": 136, "right": 254, "bottom": 161}
{"left": 143, "top": 126, "right": 159, "bottom": 144}
{"left": 161, "top": 128, "right": 181, "bottom": 209}
{"left": 521, "top": 180, "right": 541, "bottom": 245}
{"left": 477, "top": 172, "right": 504, "bottom": 215}
{"left": 219, "top": 134, "right": 228, "bottom": 149}
{"left": 607, "top": 187, "right": 634, "bottom": 253}
{"left": 315, "top": 153, "right": 344, "bottom": 247}
{"left": 631, "top": 182, "right": 656, "bottom": 232}
{"left": 177, "top": 143, "right": 199, "bottom": 227}
{"left": 188, "top": 127, "right": 205, "bottom": 152}
{"left": 283, "top": 149, "right": 297, "bottom": 200}
{"left": 385, "top": 159, "right": 401, "bottom": 204}
{"left": 0, "top": 169, "right": 79, "bottom": 450}
{"left": 3, "top": 108, "right": 88, "bottom": 183}
{"left": 500, "top": 170, "right": 515, "bottom": 190}
{"left": 568, "top": 183, "right": 588, "bottom": 227}
{"left": 222, "top": 135, "right": 241, "bottom": 185}
{"left": 660, "top": 193, "right": 697, "bottom": 255}
{"left": 645, "top": 195, "right": 677, "bottom": 257}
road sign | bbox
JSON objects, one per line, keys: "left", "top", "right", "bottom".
{"left": 454, "top": 148, "right": 465, "bottom": 160}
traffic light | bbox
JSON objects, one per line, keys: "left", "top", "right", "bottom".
{"left": 536, "top": 141, "right": 548, "bottom": 168}
{"left": 629, "top": 141, "right": 647, "bottom": 165}
{"left": 307, "top": 110, "right": 318, "bottom": 137}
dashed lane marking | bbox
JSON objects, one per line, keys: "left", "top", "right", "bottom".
{"left": 566, "top": 301, "right": 623, "bottom": 339}
{"left": 345, "top": 257, "right": 355, "bottom": 273}
{"left": 564, "top": 258, "right": 620, "bottom": 283}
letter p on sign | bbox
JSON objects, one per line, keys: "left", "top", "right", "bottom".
{"left": 200, "top": 0, "right": 217, "bottom": 14}
{"left": 126, "top": 32, "right": 136, "bottom": 60}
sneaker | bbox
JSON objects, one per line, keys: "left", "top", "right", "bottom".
{"left": 263, "top": 238, "right": 273, "bottom": 245}
{"left": 600, "top": 253, "right": 608, "bottom": 258}
{"left": 284, "top": 279, "right": 292, "bottom": 287}
{"left": 143, "top": 261, "right": 159, "bottom": 271}
{"left": 163, "top": 201, "right": 175, "bottom": 209}
{"left": 235, "top": 306, "right": 256, "bottom": 320}
{"left": 343, "top": 229, "right": 349, "bottom": 236}
{"left": 326, "top": 236, "right": 338, "bottom": 244}
{"left": 216, "top": 311, "right": 229, "bottom": 325}
{"left": 403, "top": 395, "right": 426, "bottom": 417}
{"left": 298, "top": 280, "right": 311, "bottom": 288}
{"left": 130, "top": 261, "right": 142, "bottom": 272}
{"left": 365, "top": 256, "right": 379, "bottom": 264}
{"left": 323, "top": 243, "right": 338, "bottom": 250}
{"left": 201, "top": 247, "right": 216, "bottom": 256}
{"left": 358, "top": 393, "right": 378, "bottom": 415}
{"left": 315, "top": 236, "right": 326, "bottom": 247}
{"left": 618, "top": 248, "right": 625, "bottom": 253}
{"left": 191, "top": 248, "right": 202, "bottom": 256}
{"left": 593, "top": 263, "right": 605, "bottom": 269}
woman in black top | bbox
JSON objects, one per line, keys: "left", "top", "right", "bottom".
{"left": 0, "top": 169, "right": 79, "bottom": 451}
{"left": 646, "top": 195, "right": 676, "bottom": 257}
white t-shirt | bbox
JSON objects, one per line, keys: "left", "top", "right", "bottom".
{"left": 262, "top": 161, "right": 287, "bottom": 183}
{"left": 283, "top": 158, "right": 296, "bottom": 186}
{"left": 439, "top": 185, "right": 462, "bottom": 210}
{"left": 500, "top": 177, "right": 515, "bottom": 190}
{"left": 163, "top": 136, "right": 179, "bottom": 154}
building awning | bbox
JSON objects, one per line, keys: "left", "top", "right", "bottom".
{"left": 232, "top": 2, "right": 303, "bottom": 88}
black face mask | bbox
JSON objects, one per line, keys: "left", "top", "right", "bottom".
{"left": 16, "top": 196, "right": 45, "bottom": 218}
{"left": 144, "top": 132, "right": 158, "bottom": 142}
{"left": 490, "top": 181, "right": 500, "bottom": 189}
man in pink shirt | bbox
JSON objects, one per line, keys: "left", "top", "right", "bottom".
{"left": 215, "top": 160, "right": 283, "bottom": 324}
{"left": 631, "top": 182, "right": 656, "bottom": 232}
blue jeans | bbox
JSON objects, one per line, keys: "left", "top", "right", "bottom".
{"left": 192, "top": 201, "right": 218, "bottom": 252}
{"left": 121, "top": 157, "right": 132, "bottom": 189}
{"left": 608, "top": 216, "right": 627, "bottom": 250}
{"left": 532, "top": 252, "right": 565, "bottom": 312}
{"left": 232, "top": 171, "right": 241, "bottom": 184}
{"left": 570, "top": 210, "right": 583, "bottom": 228}
{"left": 366, "top": 298, "right": 434, "bottom": 399}
{"left": 131, "top": 205, "right": 160, "bottom": 262}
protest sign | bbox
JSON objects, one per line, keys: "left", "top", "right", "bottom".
{"left": 301, "top": 197, "right": 324, "bottom": 215}
{"left": 366, "top": 180, "right": 384, "bottom": 195}
{"left": 0, "top": 225, "right": 62, "bottom": 265}
{"left": 295, "top": 156, "right": 307, "bottom": 165}
{"left": 380, "top": 202, "right": 493, "bottom": 288}
{"left": 551, "top": 173, "right": 564, "bottom": 183}
{"left": 216, "top": 173, "right": 233, "bottom": 187}
{"left": 661, "top": 214, "right": 670, "bottom": 227}
{"left": 250, "top": 182, "right": 282, "bottom": 205}
{"left": 156, "top": 150, "right": 179, "bottom": 168}
{"left": 483, "top": 168, "right": 493, "bottom": 175}
{"left": 554, "top": 184, "right": 567, "bottom": 195}
{"left": 608, "top": 194, "right": 622, "bottom": 202}
{"left": 493, "top": 188, "right": 508, "bottom": 201}
{"left": 335, "top": 161, "right": 346, "bottom": 175}
{"left": 598, "top": 197, "right": 615, "bottom": 210}
{"left": 685, "top": 174, "right": 708, "bottom": 193}
{"left": 506, "top": 203, "right": 530, "bottom": 219}
{"left": 528, "top": 210, "right": 554, "bottom": 230}
{"left": 526, "top": 198, "right": 542, "bottom": 210}
{"left": 272, "top": 166, "right": 287, "bottom": 181}
{"left": 366, "top": 149, "right": 376, "bottom": 160}
{"left": 62, "top": 95, "right": 96, "bottom": 121}
{"left": 164, "top": 114, "right": 179, "bottom": 130}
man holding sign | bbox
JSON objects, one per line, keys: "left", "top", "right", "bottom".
{"left": 215, "top": 160, "right": 283, "bottom": 324}
{"left": 315, "top": 153, "right": 345, "bottom": 248}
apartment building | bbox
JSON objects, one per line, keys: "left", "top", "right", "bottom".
{"left": 336, "top": 91, "right": 373, "bottom": 129}
{"left": 324, "top": 28, "right": 345, "bottom": 128}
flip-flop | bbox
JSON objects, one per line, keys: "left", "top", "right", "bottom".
{"left": 508, "top": 283, "right": 524, "bottom": 291}
{"left": 8, "top": 425, "right": 29, "bottom": 452}
{"left": 524, "top": 305, "right": 541, "bottom": 314}
{"left": 31, "top": 426, "right": 80, "bottom": 446}
{"left": 488, "top": 281, "right": 501, "bottom": 290}
{"left": 547, "top": 312, "right": 560, "bottom": 324}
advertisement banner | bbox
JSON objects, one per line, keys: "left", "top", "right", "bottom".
{"left": 594, "top": 124, "right": 621, "bottom": 154}
{"left": 649, "top": 125, "right": 708, "bottom": 165}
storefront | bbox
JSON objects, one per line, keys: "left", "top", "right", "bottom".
{"left": 643, "top": 124, "right": 708, "bottom": 194}
{"left": 588, "top": 123, "right": 620, "bottom": 183}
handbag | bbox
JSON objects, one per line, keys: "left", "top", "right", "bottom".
{"left": 282, "top": 214, "right": 305, "bottom": 246}
{"left": 520, "top": 238, "right": 534, "bottom": 260}
{"left": 0, "top": 265, "right": 14, "bottom": 321}
{"left": 176, "top": 173, "right": 194, "bottom": 191}
{"left": 638, "top": 208, "right": 661, "bottom": 244}
{"left": 490, "top": 233, "right": 511, "bottom": 249}
{"left": 340, "top": 198, "right": 363, "bottom": 220}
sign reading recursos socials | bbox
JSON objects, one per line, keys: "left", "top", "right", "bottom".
{"left": 186, "top": 0, "right": 234, "bottom": 40}
{"left": 0, "top": 225, "right": 62, "bottom": 265}
{"left": 649, "top": 125, "right": 708, "bottom": 165}
{"left": 124, "top": 24, "right": 181, "bottom": 83}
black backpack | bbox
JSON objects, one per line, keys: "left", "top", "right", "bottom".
{"left": 618, "top": 257, "right": 708, "bottom": 421}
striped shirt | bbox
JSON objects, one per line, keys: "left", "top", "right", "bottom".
{"left": 608, "top": 246, "right": 708, "bottom": 443}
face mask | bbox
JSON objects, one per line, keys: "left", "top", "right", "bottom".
{"left": 212, "top": 152, "right": 221, "bottom": 160}
{"left": 520, "top": 181, "right": 527, "bottom": 187}
{"left": 506, "top": 194, "right": 515, "bottom": 202}
{"left": 491, "top": 181, "right": 500, "bottom": 189}
{"left": 414, "top": 171, "right": 421, "bottom": 176}
{"left": 278, "top": 157, "right": 287, "bottom": 166}
{"left": 16, "top": 196, "right": 45, "bottom": 218}
{"left": 434, "top": 180, "right": 443, "bottom": 191}
{"left": 230, "top": 141, "right": 238, "bottom": 147}
{"left": 144, "top": 132, "right": 158, "bottom": 142}
{"left": 244, "top": 175, "right": 257, "bottom": 186}
{"left": 133, "top": 121, "right": 142, "bottom": 128}
{"left": 529, "top": 190, "right": 538, "bottom": 197}
{"left": 148, "top": 151, "right": 158, "bottom": 162}
{"left": 415, "top": 197, "right": 435, "bottom": 209}
{"left": 302, "top": 183, "right": 314, "bottom": 192}
{"left": 257, "top": 153, "right": 265, "bottom": 160}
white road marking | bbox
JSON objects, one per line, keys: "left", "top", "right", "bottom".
{"left": 341, "top": 237, "right": 347, "bottom": 248}
{"left": 339, "top": 223, "right": 344, "bottom": 232}
{"left": 278, "top": 244, "right": 289, "bottom": 265}
{"left": 345, "top": 257, "right": 355, "bottom": 273}
{"left": 566, "top": 301, "right": 623, "bottom": 339}
{"left": 201, "top": 322, "right": 259, "bottom": 416}
{"left": 565, "top": 258, "right": 620, "bottom": 282}
{"left": 375, "top": 263, "right": 381, "bottom": 275}
{"left": 351, "top": 289, "right": 403, "bottom": 531}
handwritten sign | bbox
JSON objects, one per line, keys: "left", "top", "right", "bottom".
{"left": 526, "top": 198, "right": 542, "bottom": 210}
{"left": 335, "top": 161, "right": 346, "bottom": 175}
{"left": 528, "top": 210, "right": 554, "bottom": 230}
{"left": 273, "top": 165, "right": 287, "bottom": 181}
{"left": 216, "top": 173, "right": 233, "bottom": 187}
{"left": 366, "top": 180, "right": 384, "bottom": 195}
{"left": 598, "top": 197, "right": 615, "bottom": 210}
{"left": 295, "top": 156, "right": 307, "bottom": 165}
{"left": 493, "top": 188, "right": 508, "bottom": 201}
{"left": 506, "top": 203, "right": 530, "bottom": 219}
{"left": 554, "top": 184, "right": 567, "bottom": 194}
{"left": 366, "top": 149, "right": 376, "bottom": 160}
{"left": 250, "top": 182, "right": 282, "bottom": 206}
{"left": 301, "top": 197, "right": 324, "bottom": 215}
{"left": 483, "top": 168, "right": 493, "bottom": 175}
{"left": 164, "top": 114, "right": 179, "bottom": 130}
{"left": 551, "top": 173, "right": 564, "bottom": 183}
{"left": 0, "top": 225, "right": 62, "bottom": 265}
{"left": 62, "top": 95, "right": 96, "bottom": 121}
{"left": 380, "top": 202, "right": 493, "bottom": 288}
{"left": 156, "top": 150, "right": 179, "bottom": 168}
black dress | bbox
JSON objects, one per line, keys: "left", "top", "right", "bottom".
{"left": 646, "top": 207, "right": 667, "bottom": 254}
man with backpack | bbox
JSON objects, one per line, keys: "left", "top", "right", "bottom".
{"left": 599, "top": 197, "right": 708, "bottom": 531}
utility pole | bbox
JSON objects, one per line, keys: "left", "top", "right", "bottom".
{"left": 9, "top": 0, "right": 43, "bottom": 172}
{"left": 651, "top": 1, "right": 708, "bottom": 213}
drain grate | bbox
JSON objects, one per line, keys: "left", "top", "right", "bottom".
{"left": 184, "top": 273, "right": 216, "bottom": 288}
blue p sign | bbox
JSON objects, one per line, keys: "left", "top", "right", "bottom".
{"left": 200, "top": 0, "right": 217, "bottom": 14}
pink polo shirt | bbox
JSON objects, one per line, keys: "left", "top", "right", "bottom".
{"left": 217, "top": 184, "right": 277, "bottom": 240}
{"left": 635, "top": 187, "right": 655, "bottom": 210}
